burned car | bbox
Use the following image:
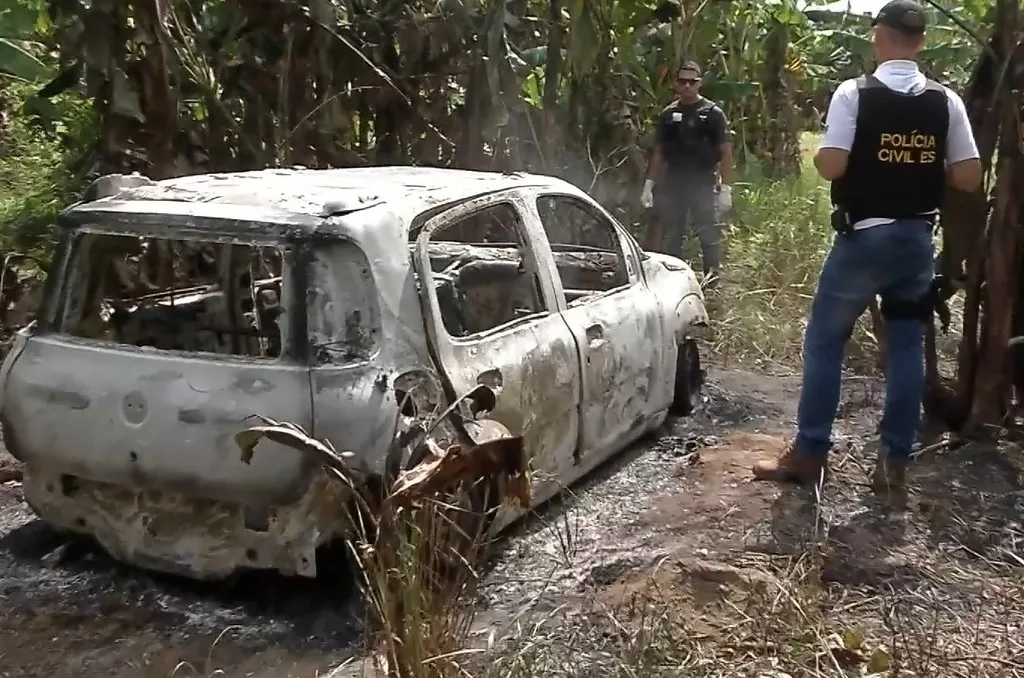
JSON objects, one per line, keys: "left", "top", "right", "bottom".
{"left": 0, "top": 167, "right": 708, "bottom": 580}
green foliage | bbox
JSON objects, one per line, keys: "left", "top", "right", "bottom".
{"left": 706, "top": 133, "right": 877, "bottom": 370}
{"left": 0, "top": 0, "right": 993, "bottom": 258}
{"left": 0, "top": 1, "right": 54, "bottom": 83}
{"left": 0, "top": 0, "right": 995, "bottom": 350}
{"left": 0, "top": 79, "right": 95, "bottom": 261}
{"left": 0, "top": 0, "right": 95, "bottom": 268}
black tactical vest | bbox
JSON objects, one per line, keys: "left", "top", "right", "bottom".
{"left": 659, "top": 98, "right": 722, "bottom": 177}
{"left": 830, "top": 76, "right": 949, "bottom": 222}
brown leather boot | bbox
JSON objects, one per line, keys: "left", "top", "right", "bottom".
{"left": 871, "top": 455, "right": 906, "bottom": 492}
{"left": 752, "top": 442, "right": 827, "bottom": 484}
{"left": 870, "top": 442, "right": 910, "bottom": 501}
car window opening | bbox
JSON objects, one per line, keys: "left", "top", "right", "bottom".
{"left": 535, "top": 195, "right": 630, "bottom": 305}
{"left": 423, "top": 202, "right": 546, "bottom": 338}
{"left": 57, "top": 233, "right": 286, "bottom": 359}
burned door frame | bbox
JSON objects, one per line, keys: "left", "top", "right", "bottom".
{"left": 305, "top": 237, "right": 407, "bottom": 479}
{"left": 413, "top": 190, "right": 583, "bottom": 492}
{"left": 527, "top": 191, "right": 669, "bottom": 468}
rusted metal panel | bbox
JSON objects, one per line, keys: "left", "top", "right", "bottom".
{"left": 641, "top": 251, "right": 710, "bottom": 340}
{"left": 308, "top": 209, "right": 441, "bottom": 478}
{"left": 20, "top": 467, "right": 351, "bottom": 580}
{"left": 2, "top": 224, "right": 317, "bottom": 510}
{"left": 306, "top": 239, "right": 395, "bottom": 478}
{"left": 411, "top": 183, "right": 709, "bottom": 522}
{"left": 523, "top": 190, "right": 675, "bottom": 464}
{"left": 561, "top": 285, "right": 668, "bottom": 461}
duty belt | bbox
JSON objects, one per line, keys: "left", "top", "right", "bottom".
{"left": 831, "top": 206, "right": 938, "bottom": 236}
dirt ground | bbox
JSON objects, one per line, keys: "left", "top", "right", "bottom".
{"left": 2, "top": 367, "right": 1023, "bottom": 677}
{"left": 474, "top": 372, "right": 1024, "bottom": 676}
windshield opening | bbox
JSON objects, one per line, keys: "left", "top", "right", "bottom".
{"left": 53, "top": 231, "right": 290, "bottom": 359}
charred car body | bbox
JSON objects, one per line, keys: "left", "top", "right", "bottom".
{"left": 0, "top": 167, "right": 708, "bottom": 580}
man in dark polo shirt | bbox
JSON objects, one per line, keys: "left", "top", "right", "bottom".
{"left": 641, "top": 61, "right": 734, "bottom": 283}
{"left": 750, "top": 0, "right": 982, "bottom": 496}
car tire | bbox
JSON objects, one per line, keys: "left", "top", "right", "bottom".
{"left": 430, "top": 418, "right": 511, "bottom": 576}
{"left": 452, "top": 418, "right": 510, "bottom": 538}
{"left": 428, "top": 472, "right": 504, "bottom": 582}
{"left": 669, "top": 338, "right": 703, "bottom": 416}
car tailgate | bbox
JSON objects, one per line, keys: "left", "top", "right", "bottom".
{"left": 2, "top": 335, "right": 314, "bottom": 505}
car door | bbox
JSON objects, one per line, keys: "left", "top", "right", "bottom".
{"left": 413, "top": 191, "right": 582, "bottom": 491}
{"left": 530, "top": 192, "right": 666, "bottom": 467}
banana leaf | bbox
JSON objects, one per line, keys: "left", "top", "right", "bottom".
{"left": 0, "top": 37, "right": 47, "bottom": 81}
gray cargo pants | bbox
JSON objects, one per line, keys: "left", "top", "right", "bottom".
{"left": 653, "top": 180, "right": 721, "bottom": 278}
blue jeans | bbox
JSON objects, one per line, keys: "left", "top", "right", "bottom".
{"left": 796, "top": 219, "right": 935, "bottom": 461}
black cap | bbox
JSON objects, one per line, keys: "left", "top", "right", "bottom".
{"left": 677, "top": 60, "right": 701, "bottom": 78}
{"left": 872, "top": 0, "right": 927, "bottom": 35}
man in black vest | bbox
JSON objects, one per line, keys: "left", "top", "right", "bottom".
{"left": 751, "top": 0, "right": 982, "bottom": 494}
{"left": 642, "top": 61, "right": 734, "bottom": 282}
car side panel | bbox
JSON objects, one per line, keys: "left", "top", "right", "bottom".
{"left": 641, "top": 251, "right": 709, "bottom": 344}
{"left": 522, "top": 190, "right": 675, "bottom": 464}
{"left": 439, "top": 317, "right": 582, "bottom": 476}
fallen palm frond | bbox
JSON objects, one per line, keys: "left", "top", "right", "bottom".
{"left": 235, "top": 384, "right": 529, "bottom": 678}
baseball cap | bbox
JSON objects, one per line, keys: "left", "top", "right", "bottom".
{"left": 872, "top": 0, "right": 927, "bottom": 35}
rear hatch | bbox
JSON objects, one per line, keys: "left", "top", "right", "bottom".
{"left": 1, "top": 226, "right": 315, "bottom": 506}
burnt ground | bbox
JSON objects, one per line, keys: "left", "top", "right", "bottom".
{"left": 2, "top": 367, "right": 1023, "bottom": 677}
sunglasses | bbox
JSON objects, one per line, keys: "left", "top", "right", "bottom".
{"left": 676, "top": 77, "right": 699, "bottom": 85}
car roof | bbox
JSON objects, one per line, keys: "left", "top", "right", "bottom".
{"left": 61, "top": 166, "right": 575, "bottom": 238}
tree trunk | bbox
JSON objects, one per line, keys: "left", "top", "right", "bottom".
{"left": 541, "top": 0, "right": 564, "bottom": 158}
{"left": 132, "top": 0, "right": 178, "bottom": 179}
{"left": 958, "top": 0, "right": 1023, "bottom": 429}
{"left": 761, "top": 19, "right": 800, "bottom": 178}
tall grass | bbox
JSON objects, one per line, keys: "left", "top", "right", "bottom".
{"left": 701, "top": 133, "right": 882, "bottom": 371}
{"left": 712, "top": 152, "right": 831, "bottom": 367}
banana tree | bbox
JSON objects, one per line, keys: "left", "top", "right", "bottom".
{"left": 0, "top": 3, "right": 51, "bottom": 82}
{"left": 802, "top": 7, "right": 983, "bottom": 91}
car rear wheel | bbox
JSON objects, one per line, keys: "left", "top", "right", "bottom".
{"left": 669, "top": 338, "right": 703, "bottom": 416}
{"left": 448, "top": 475, "right": 504, "bottom": 549}
{"left": 430, "top": 418, "right": 512, "bottom": 575}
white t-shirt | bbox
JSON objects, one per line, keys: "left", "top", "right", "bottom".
{"left": 820, "top": 60, "right": 981, "bottom": 230}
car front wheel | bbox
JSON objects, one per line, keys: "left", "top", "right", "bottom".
{"left": 669, "top": 338, "right": 703, "bottom": 416}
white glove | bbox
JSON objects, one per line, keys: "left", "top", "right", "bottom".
{"left": 716, "top": 184, "right": 733, "bottom": 212}
{"left": 641, "top": 179, "right": 655, "bottom": 209}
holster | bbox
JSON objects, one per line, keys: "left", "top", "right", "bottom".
{"left": 932, "top": 273, "right": 953, "bottom": 333}
{"left": 879, "top": 274, "right": 952, "bottom": 332}
{"left": 830, "top": 206, "right": 853, "bottom": 236}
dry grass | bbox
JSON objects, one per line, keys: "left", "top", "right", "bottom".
{"left": 347, "top": 489, "right": 493, "bottom": 678}
{"left": 705, "top": 132, "right": 891, "bottom": 374}
{"left": 306, "top": 427, "right": 1024, "bottom": 678}
{"left": 189, "top": 497, "right": 1016, "bottom": 678}
{"left": 474, "top": 463, "right": 1024, "bottom": 677}
{"left": 478, "top": 553, "right": 1024, "bottom": 678}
